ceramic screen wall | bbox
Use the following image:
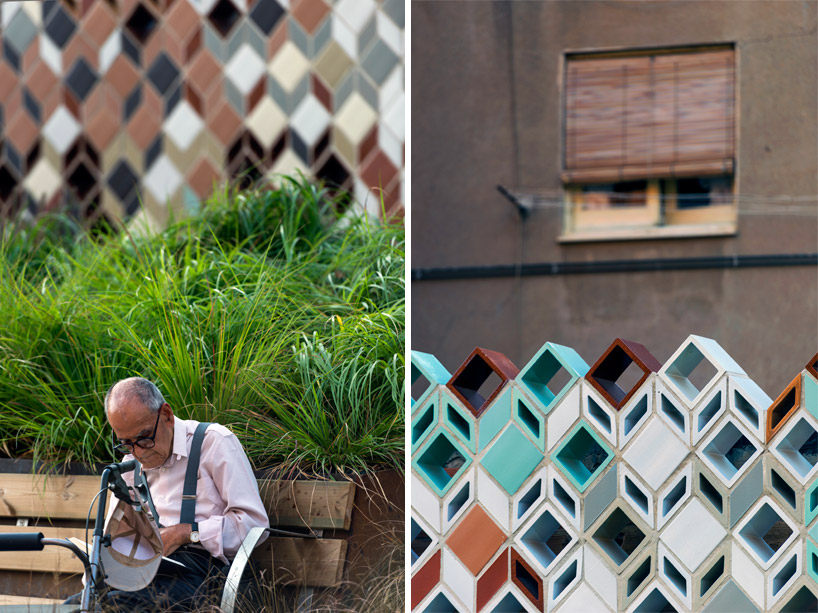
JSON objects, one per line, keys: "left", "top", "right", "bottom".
{"left": 0, "top": 0, "right": 403, "bottom": 228}
{"left": 411, "top": 337, "right": 818, "bottom": 612}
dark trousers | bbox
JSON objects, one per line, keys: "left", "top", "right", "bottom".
{"left": 65, "top": 546, "right": 229, "bottom": 612}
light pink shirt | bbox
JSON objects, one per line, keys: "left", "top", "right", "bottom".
{"left": 122, "top": 417, "right": 269, "bottom": 564}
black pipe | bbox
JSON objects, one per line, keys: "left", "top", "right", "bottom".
{"left": 412, "top": 253, "right": 818, "bottom": 281}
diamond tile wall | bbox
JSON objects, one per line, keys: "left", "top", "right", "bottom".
{"left": 0, "top": 0, "right": 403, "bottom": 229}
{"left": 411, "top": 337, "right": 818, "bottom": 612}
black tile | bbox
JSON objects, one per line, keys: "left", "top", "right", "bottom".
{"left": 165, "top": 82, "right": 182, "bottom": 116}
{"left": 147, "top": 53, "right": 179, "bottom": 95}
{"left": 0, "top": 165, "right": 17, "bottom": 202}
{"left": 125, "top": 4, "right": 158, "bottom": 44}
{"left": 5, "top": 142, "right": 22, "bottom": 176}
{"left": 44, "top": 6, "right": 76, "bottom": 49}
{"left": 249, "top": 0, "right": 285, "bottom": 35}
{"left": 22, "top": 88, "right": 41, "bottom": 123}
{"left": 42, "top": 1, "right": 59, "bottom": 22}
{"left": 66, "top": 58, "right": 98, "bottom": 101}
{"left": 290, "top": 128, "right": 308, "bottom": 164}
{"left": 208, "top": 0, "right": 240, "bottom": 38}
{"left": 145, "top": 135, "right": 162, "bottom": 170}
{"left": 316, "top": 154, "right": 350, "bottom": 189}
{"left": 25, "top": 140, "right": 40, "bottom": 173}
{"left": 123, "top": 85, "right": 142, "bottom": 121}
{"left": 270, "top": 132, "right": 286, "bottom": 164}
{"left": 124, "top": 191, "right": 141, "bottom": 216}
{"left": 121, "top": 31, "right": 141, "bottom": 67}
{"left": 67, "top": 162, "right": 96, "bottom": 200}
{"left": 107, "top": 160, "right": 139, "bottom": 201}
{"left": 3, "top": 41, "right": 20, "bottom": 73}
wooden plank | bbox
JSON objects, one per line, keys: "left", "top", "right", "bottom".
{"left": 257, "top": 480, "right": 354, "bottom": 531}
{"left": 0, "top": 527, "right": 86, "bottom": 575}
{"left": 0, "top": 595, "right": 63, "bottom": 605}
{"left": 252, "top": 538, "right": 346, "bottom": 587}
{"left": 0, "top": 475, "right": 101, "bottom": 521}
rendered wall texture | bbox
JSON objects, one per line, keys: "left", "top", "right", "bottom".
{"left": 0, "top": 0, "right": 404, "bottom": 228}
{"left": 411, "top": 337, "right": 818, "bottom": 612}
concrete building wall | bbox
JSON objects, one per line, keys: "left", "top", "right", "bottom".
{"left": 411, "top": 0, "right": 818, "bottom": 395}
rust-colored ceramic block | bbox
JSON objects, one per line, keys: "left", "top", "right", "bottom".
{"left": 807, "top": 352, "right": 818, "bottom": 380}
{"left": 511, "top": 547, "right": 545, "bottom": 611}
{"left": 411, "top": 550, "right": 441, "bottom": 610}
{"left": 766, "top": 374, "right": 801, "bottom": 443}
{"left": 476, "top": 548, "right": 509, "bottom": 611}
{"left": 586, "top": 338, "right": 661, "bottom": 410}
{"left": 447, "top": 347, "right": 520, "bottom": 417}
{"left": 447, "top": 505, "right": 507, "bottom": 575}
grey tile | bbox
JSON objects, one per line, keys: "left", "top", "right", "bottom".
{"left": 44, "top": 5, "right": 76, "bottom": 49}
{"left": 702, "top": 580, "right": 758, "bottom": 613}
{"left": 584, "top": 465, "right": 617, "bottom": 530}
{"left": 203, "top": 23, "right": 226, "bottom": 63}
{"left": 383, "top": 0, "right": 404, "bottom": 28}
{"left": 3, "top": 41, "right": 20, "bottom": 73}
{"left": 107, "top": 159, "right": 139, "bottom": 201}
{"left": 226, "top": 17, "right": 244, "bottom": 58}
{"left": 729, "top": 461, "right": 763, "bottom": 527}
{"left": 357, "top": 16, "right": 377, "bottom": 57}
{"left": 333, "top": 69, "right": 354, "bottom": 113}
{"left": 121, "top": 31, "right": 141, "bottom": 67}
{"left": 23, "top": 88, "right": 40, "bottom": 124}
{"left": 223, "top": 78, "right": 245, "bottom": 116}
{"left": 242, "top": 21, "right": 266, "bottom": 59}
{"left": 66, "top": 58, "right": 98, "bottom": 101}
{"left": 144, "top": 135, "right": 162, "bottom": 171}
{"left": 361, "top": 39, "right": 398, "bottom": 86}
{"left": 288, "top": 17, "right": 309, "bottom": 57}
{"left": 249, "top": 0, "right": 285, "bottom": 36}
{"left": 267, "top": 75, "right": 288, "bottom": 114}
{"left": 147, "top": 53, "right": 180, "bottom": 95}
{"left": 312, "top": 16, "right": 332, "bottom": 59}
{"left": 6, "top": 10, "right": 38, "bottom": 55}
{"left": 356, "top": 69, "right": 378, "bottom": 110}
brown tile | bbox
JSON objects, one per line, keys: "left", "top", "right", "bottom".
{"left": 126, "top": 105, "right": 161, "bottom": 150}
{"left": 266, "top": 19, "right": 288, "bottom": 59}
{"left": 184, "top": 82, "right": 203, "bottom": 115}
{"left": 7, "top": 111, "right": 38, "bottom": 154}
{"left": 82, "top": 81, "right": 108, "bottom": 116}
{"left": 83, "top": 2, "right": 117, "bottom": 47}
{"left": 510, "top": 548, "right": 544, "bottom": 611}
{"left": 207, "top": 100, "right": 243, "bottom": 147}
{"left": 143, "top": 85, "right": 163, "bottom": 117}
{"left": 63, "top": 88, "right": 82, "bottom": 120}
{"left": 64, "top": 33, "right": 98, "bottom": 72}
{"left": 121, "top": 0, "right": 139, "bottom": 16}
{"left": 411, "top": 550, "right": 441, "bottom": 610}
{"left": 187, "top": 50, "right": 221, "bottom": 95}
{"left": 87, "top": 107, "right": 120, "bottom": 152}
{"left": 292, "top": 0, "right": 330, "bottom": 34}
{"left": 22, "top": 38, "right": 40, "bottom": 77}
{"left": 447, "top": 505, "right": 507, "bottom": 576}
{"left": 4, "top": 89, "right": 22, "bottom": 123}
{"left": 143, "top": 28, "right": 164, "bottom": 68}
{"left": 360, "top": 151, "right": 398, "bottom": 191}
{"left": 186, "top": 28, "right": 203, "bottom": 63}
{"left": 311, "top": 73, "right": 331, "bottom": 112}
{"left": 247, "top": 79, "right": 265, "bottom": 114}
{"left": 25, "top": 62, "right": 59, "bottom": 102}
{"left": 42, "top": 89, "right": 61, "bottom": 120}
{"left": 0, "top": 64, "right": 19, "bottom": 103}
{"left": 359, "top": 124, "right": 378, "bottom": 165}
{"left": 476, "top": 548, "right": 508, "bottom": 612}
{"left": 160, "top": 30, "right": 186, "bottom": 68}
{"left": 187, "top": 156, "right": 220, "bottom": 198}
{"left": 165, "top": 0, "right": 198, "bottom": 43}
{"left": 105, "top": 56, "right": 141, "bottom": 99}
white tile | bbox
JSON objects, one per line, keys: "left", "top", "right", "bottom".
{"left": 22, "top": 1, "right": 41, "bottom": 26}
{"left": 225, "top": 43, "right": 266, "bottom": 95}
{"left": 163, "top": 101, "right": 204, "bottom": 151}
{"left": 659, "top": 498, "right": 726, "bottom": 572}
{"left": 376, "top": 11, "right": 403, "bottom": 57}
{"left": 618, "top": 386, "right": 653, "bottom": 448}
{"left": 246, "top": 97, "right": 287, "bottom": 149}
{"left": 290, "top": 95, "right": 331, "bottom": 146}
{"left": 696, "top": 416, "right": 760, "bottom": 487}
{"left": 620, "top": 468, "right": 654, "bottom": 528}
{"left": 691, "top": 374, "right": 727, "bottom": 445}
{"left": 334, "top": 0, "right": 376, "bottom": 34}
{"left": 1, "top": 2, "right": 22, "bottom": 27}
{"left": 441, "top": 469, "right": 474, "bottom": 535}
{"left": 22, "top": 159, "right": 61, "bottom": 201}
{"left": 583, "top": 385, "right": 617, "bottom": 447}
{"left": 548, "top": 547, "right": 582, "bottom": 610}
{"left": 378, "top": 125, "right": 402, "bottom": 171}
{"left": 766, "top": 544, "right": 800, "bottom": 606}
{"left": 477, "top": 467, "right": 510, "bottom": 531}
{"left": 623, "top": 417, "right": 688, "bottom": 490}
{"left": 511, "top": 466, "right": 547, "bottom": 533}
{"left": 268, "top": 41, "right": 310, "bottom": 93}
{"left": 187, "top": 0, "right": 219, "bottom": 16}
{"left": 39, "top": 33, "right": 61, "bottom": 76}
{"left": 582, "top": 545, "right": 617, "bottom": 610}
{"left": 331, "top": 13, "right": 357, "bottom": 59}
{"left": 269, "top": 150, "right": 309, "bottom": 182}
{"left": 99, "top": 29, "right": 121, "bottom": 74}
{"left": 411, "top": 474, "right": 441, "bottom": 535}
{"left": 771, "top": 413, "right": 818, "bottom": 484}
{"left": 42, "top": 106, "right": 80, "bottom": 155}
{"left": 379, "top": 65, "right": 403, "bottom": 112}
{"left": 335, "top": 92, "right": 377, "bottom": 144}
{"left": 658, "top": 542, "right": 693, "bottom": 610}
{"left": 546, "top": 385, "right": 580, "bottom": 451}
{"left": 548, "top": 471, "right": 580, "bottom": 530}
{"left": 441, "top": 549, "right": 474, "bottom": 612}
{"left": 730, "top": 541, "right": 765, "bottom": 609}
{"left": 732, "top": 496, "right": 799, "bottom": 570}
{"left": 656, "top": 462, "right": 692, "bottom": 529}
{"left": 555, "top": 581, "right": 612, "bottom": 612}
{"left": 143, "top": 155, "right": 183, "bottom": 203}
{"left": 728, "top": 375, "right": 771, "bottom": 443}
{"left": 381, "top": 90, "right": 404, "bottom": 141}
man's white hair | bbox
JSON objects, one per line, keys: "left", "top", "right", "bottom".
{"left": 104, "top": 377, "right": 165, "bottom": 418}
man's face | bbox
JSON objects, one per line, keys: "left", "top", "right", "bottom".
{"left": 108, "top": 396, "right": 174, "bottom": 469}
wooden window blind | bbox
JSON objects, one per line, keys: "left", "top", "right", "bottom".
{"left": 564, "top": 48, "right": 735, "bottom": 183}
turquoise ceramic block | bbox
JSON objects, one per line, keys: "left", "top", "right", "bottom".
{"left": 806, "top": 479, "right": 818, "bottom": 527}
{"left": 481, "top": 424, "right": 544, "bottom": 495}
{"left": 805, "top": 374, "right": 818, "bottom": 421}
{"left": 517, "top": 342, "right": 589, "bottom": 414}
{"left": 513, "top": 389, "right": 545, "bottom": 450}
{"left": 807, "top": 540, "right": 818, "bottom": 585}
{"left": 551, "top": 421, "right": 613, "bottom": 493}
{"left": 810, "top": 516, "right": 818, "bottom": 542}
{"left": 479, "top": 386, "right": 512, "bottom": 452}
{"left": 442, "top": 389, "right": 477, "bottom": 453}
{"left": 412, "top": 351, "right": 451, "bottom": 412}
{"left": 411, "top": 394, "right": 438, "bottom": 454}
{"left": 412, "top": 428, "right": 472, "bottom": 498}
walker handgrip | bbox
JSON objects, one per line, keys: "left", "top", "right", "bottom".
{"left": 0, "top": 532, "right": 44, "bottom": 551}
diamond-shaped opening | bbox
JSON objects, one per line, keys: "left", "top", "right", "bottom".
{"left": 410, "top": 518, "right": 432, "bottom": 565}
{"left": 125, "top": 4, "right": 158, "bottom": 43}
{"left": 587, "top": 396, "right": 612, "bottom": 434}
{"left": 660, "top": 394, "right": 686, "bottom": 434}
{"left": 517, "top": 399, "right": 542, "bottom": 440}
{"left": 412, "top": 402, "right": 435, "bottom": 447}
{"left": 552, "top": 479, "right": 576, "bottom": 519}
{"left": 734, "top": 390, "right": 759, "bottom": 429}
{"left": 665, "top": 343, "right": 717, "bottom": 402}
{"left": 446, "top": 482, "right": 469, "bottom": 522}
{"left": 809, "top": 483, "right": 818, "bottom": 515}
{"left": 769, "top": 380, "right": 800, "bottom": 435}
{"left": 0, "top": 166, "right": 17, "bottom": 201}
{"left": 491, "top": 592, "right": 525, "bottom": 612}
{"left": 450, "top": 354, "right": 506, "bottom": 416}
{"left": 661, "top": 477, "right": 686, "bottom": 518}
{"left": 703, "top": 421, "right": 758, "bottom": 481}
{"left": 553, "top": 425, "right": 612, "bottom": 490}
{"left": 512, "top": 555, "right": 542, "bottom": 605}
{"left": 624, "top": 395, "right": 649, "bottom": 437}
{"left": 415, "top": 432, "right": 467, "bottom": 494}
{"left": 520, "top": 349, "right": 573, "bottom": 409}
{"left": 775, "top": 417, "right": 818, "bottom": 478}
{"left": 771, "top": 468, "right": 797, "bottom": 510}
{"left": 698, "top": 473, "right": 723, "bottom": 514}
{"left": 424, "top": 592, "right": 456, "bottom": 612}
{"left": 772, "top": 554, "right": 797, "bottom": 597}
{"left": 627, "top": 556, "right": 652, "bottom": 597}
{"left": 662, "top": 557, "right": 687, "bottom": 597}
{"left": 811, "top": 546, "right": 818, "bottom": 576}
{"left": 552, "top": 559, "right": 577, "bottom": 600}
{"left": 698, "top": 391, "right": 722, "bottom": 433}
{"left": 593, "top": 507, "right": 645, "bottom": 566}
{"left": 588, "top": 345, "right": 649, "bottom": 408}
{"left": 517, "top": 480, "right": 541, "bottom": 520}
{"left": 446, "top": 402, "right": 472, "bottom": 445}
{"left": 781, "top": 586, "right": 818, "bottom": 613}
{"left": 67, "top": 162, "right": 96, "bottom": 200}
{"left": 699, "top": 556, "right": 724, "bottom": 597}
{"left": 208, "top": 0, "right": 240, "bottom": 37}
{"left": 412, "top": 363, "right": 432, "bottom": 403}
{"left": 634, "top": 587, "right": 678, "bottom": 613}
{"left": 624, "top": 476, "right": 649, "bottom": 515}
{"left": 807, "top": 353, "right": 818, "bottom": 379}
{"left": 520, "top": 509, "right": 572, "bottom": 570}
{"left": 739, "top": 503, "right": 793, "bottom": 563}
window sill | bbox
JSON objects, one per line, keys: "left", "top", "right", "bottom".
{"left": 558, "top": 222, "right": 737, "bottom": 244}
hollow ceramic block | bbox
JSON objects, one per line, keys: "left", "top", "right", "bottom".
{"left": 546, "top": 545, "right": 582, "bottom": 610}
{"left": 415, "top": 586, "right": 467, "bottom": 613}
{"left": 656, "top": 462, "right": 693, "bottom": 530}
{"left": 515, "top": 501, "right": 577, "bottom": 576}
{"left": 441, "top": 548, "right": 475, "bottom": 611}
{"left": 476, "top": 467, "right": 511, "bottom": 531}
{"left": 412, "top": 473, "right": 442, "bottom": 535}
{"left": 551, "top": 421, "right": 614, "bottom": 493}
{"left": 412, "top": 428, "right": 473, "bottom": 498}
{"left": 691, "top": 543, "right": 728, "bottom": 611}
{"left": 481, "top": 423, "right": 545, "bottom": 496}
{"left": 513, "top": 388, "right": 546, "bottom": 451}
{"left": 475, "top": 548, "right": 508, "bottom": 612}
{"left": 659, "top": 498, "right": 727, "bottom": 573}
{"left": 655, "top": 378, "right": 691, "bottom": 443}
{"left": 805, "top": 371, "right": 818, "bottom": 421}
{"left": 482, "top": 585, "right": 539, "bottom": 613}
{"left": 617, "top": 380, "right": 654, "bottom": 449}
{"left": 621, "top": 466, "right": 655, "bottom": 529}
{"left": 447, "top": 347, "right": 520, "bottom": 417}
{"left": 701, "top": 577, "right": 760, "bottom": 613}
{"left": 546, "top": 383, "right": 581, "bottom": 452}
{"left": 657, "top": 541, "right": 694, "bottom": 610}
{"left": 584, "top": 464, "right": 618, "bottom": 531}
{"left": 549, "top": 470, "right": 581, "bottom": 530}
{"left": 623, "top": 416, "right": 688, "bottom": 491}
{"left": 517, "top": 341, "right": 589, "bottom": 414}
{"left": 619, "top": 548, "right": 655, "bottom": 609}
{"left": 697, "top": 415, "right": 761, "bottom": 488}
{"left": 591, "top": 505, "right": 650, "bottom": 569}
{"left": 510, "top": 547, "right": 544, "bottom": 610}
{"left": 807, "top": 352, "right": 818, "bottom": 381}
{"left": 478, "top": 385, "right": 512, "bottom": 453}
{"left": 660, "top": 335, "right": 745, "bottom": 408}
{"left": 411, "top": 549, "right": 441, "bottom": 611}
{"left": 765, "top": 456, "right": 802, "bottom": 524}
{"left": 766, "top": 541, "right": 802, "bottom": 608}
{"left": 695, "top": 460, "right": 729, "bottom": 526}
{"left": 441, "top": 388, "right": 477, "bottom": 454}
{"left": 770, "top": 412, "right": 818, "bottom": 485}
{"left": 729, "top": 375, "right": 773, "bottom": 444}
{"left": 442, "top": 468, "right": 475, "bottom": 535}
{"left": 583, "top": 383, "right": 617, "bottom": 447}
{"left": 512, "top": 466, "right": 548, "bottom": 533}
{"left": 734, "top": 496, "right": 799, "bottom": 570}
{"left": 806, "top": 540, "right": 818, "bottom": 586}
{"left": 411, "top": 393, "right": 438, "bottom": 453}
{"left": 553, "top": 581, "right": 613, "bottom": 612}
{"left": 583, "top": 542, "right": 618, "bottom": 610}
{"left": 805, "top": 478, "right": 818, "bottom": 527}
{"left": 585, "top": 338, "right": 661, "bottom": 410}
{"left": 446, "top": 504, "right": 508, "bottom": 576}
{"left": 411, "top": 513, "right": 439, "bottom": 568}
{"left": 691, "top": 374, "right": 728, "bottom": 446}
{"left": 626, "top": 580, "right": 684, "bottom": 613}
{"left": 766, "top": 374, "right": 802, "bottom": 443}
{"left": 728, "top": 458, "right": 764, "bottom": 528}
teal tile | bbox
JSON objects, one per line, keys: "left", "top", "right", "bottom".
{"left": 355, "top": 69, "right": 379, "bottom": 112}
{"left": 181, "top": 185, "right": 200, "bottom": 214}
{"left": 482, "top": 425, "right": 543, "bottom": 495}
{"left": 312, "top": 16, "right": 332, "bottom": 58}
{"left": 333, "top": 70, "right": 354, "bottom": 112}
{"left": 357, "top": 15, "right": 377, "bottom": 56}
{"left": 479, "top": 386, "right": 511, "bottom": 452}
{"left": 223, "top": 77, "right": 245, "bottom": 116}
{"left": 513, "top": 389, "right": 545, "bottom": 450}
{"left": 805, "top": 374, "right": 818, "bottom": 421}
{"left": 551, "top": 422, "right": 613, "bottom": 493}
{"left": 288, "top": 17, "right": 309, "bottom": 57}
{"left": 204, "top": 24, "right": 226, "bottom": 63}
{"left": 411, "top": 351, "right": 451, "bottom": 411}
{"left": 811, "top": 516, "right": 818, "bottom": 542}
{"left": 412, "top": 428, "right": 471, "bottom": 497}
{"left": 361, "top": 39, "right": 398, "bottom": 86}
{"left": 243, "top": 21, "right": 267, "bottom": 59}
{"left": 518, "top": 342, "right": 589, "bottom": 414}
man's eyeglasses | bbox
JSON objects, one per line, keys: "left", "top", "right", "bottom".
{"left": 112, "top": 410, "right": 162, "bottom": 454}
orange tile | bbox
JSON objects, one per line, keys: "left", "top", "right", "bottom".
{"left": 187, "top": 50, "right": 222, "bottom": 95}
{"left": 86, "top": 107, "right": 121, "bottom": 151}
{"left": 266, "top": 19, "right": 288, "bottom": 59}
{"left": 476, "top": 549, "right": 508, "bottom": 612}
{"left": 187, "top": 156, "right": 220, "bottom": 198}
{"left": 22, "top": 39, "right": 40, "bottom": 76}
{"left": 105, "top": 56, "right": 141, "bottom": 99}
{"left": 126, "top": 105, "right": 161, "bottom": 149}
{"left": 165, "top": 0, "right": 198, "bottom": 43}
{"left": 360, "top": 151, "right": 398, "bottom": 191}
{"left": 291, "top": 0, "right": 329, "bottom": 34}
{"left": 64, "top": 33, "right": 98, "bottom": 72}
{"left": 411, "top": 550, "right": 441, "bottom": 610}
{"left": 7, "top": 111, "right": 38, "bottom": 154}
{"left": 446, "top": 506, "right": 506, "bottom": 576}
{"left": 207, "top": 101, "right": 242, "bottom": 147}
{"left": 185, "top": 27, "right": 202, "bottom": 63}
{"left": 25, "top": 62, "right": 59, "bottom": 102}
{"left": 0, "top": 64, "right": 19, "bottom": 103}
{"left": 83, "top": 2, "right": 117, "bottom": 47}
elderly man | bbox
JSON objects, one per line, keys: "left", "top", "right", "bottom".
{"left": 67, "top": 377, "right": 269, "bottom": 610}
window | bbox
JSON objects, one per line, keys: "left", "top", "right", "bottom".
{"left": 561, "top": 46, "right": 736, "bottom": 241}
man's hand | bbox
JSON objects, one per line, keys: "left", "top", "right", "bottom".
{"left": 159, "top": 523, "right": 192, "bottom": 556}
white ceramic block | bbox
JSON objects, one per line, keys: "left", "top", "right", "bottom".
{"left": 659, "top": 498, "right": 727, "bottom": 572}
{"left": 655, "top": 378, "right": 691, "bottom": 441}
{"left": 697, "top": 416, "right": 761, "bottom": 487}
{"left": 730, "top": 540, "right": 765, "bottom": 609}
{"left": 766, "top": 542, "right": 801, "bottom": 607}
{"left": 547, "top": 384, "right": 581, "bottom": 451}
{"left": 583, "top": 543, "right": 618, "bottom": 610}
{"left": 658, "top": 542, "right": 693, "bottom": 610}
{"left": 512, "top": 466, "right": 547, "bottom": 533}
{"left": 771, "top": 413, "right": 818, "bottom": 485}
{"left": 441, "top": 468, "right": 474, "bottom": 535}
{"left": 441, "top": 548, "right": 474, "bottom": 612}
{"left": 729, "top": 375, "right": 772, "bottom": 444}
{"left": 583, "top": 384, "right": 618, "bottom": 447}
{"left": 411, "top": 473, "right": 441, "bottom": 534}
{"left": 691, "top": 374, "right": 728, "bottom": 446}
{"left": 618, "top": 384, "right": 653, "bottom": 448}
{"left": 656, "top": 462, "right": 693, "bottom": 529}
{"left": 620, "top": 467, "right": 655, "bottom": 528}
{"left": 554, "top": 581, "right": 613, "bottom": 612}
{"left": 733, "top": 496, "right": 799, "bottom": 570}
{"left": 477, "top": 467, "right": 511, "bottom": 531}
{"left": 548, "top": 546, "right": 583, "bottom": 610}
{"left": 623, "top": 417, "right": 688, "bottom": 490}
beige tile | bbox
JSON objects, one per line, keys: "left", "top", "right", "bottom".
{"left": 246, "top": 96, "right": 287, "bottom": 149}
{"left": 268, "top": 41, "right": 310, "bottom": 93}
{"left": 23, "top": 158, "right": 62, "bottom": 201}
{"left": 313, "top": 41, "right": 353, "bottom": 89}
{"left": 269, "top": 150, "right": 309, "bottom": 184}
{"left": 334, "top": 92, "right": 377, "bottom": 145}
{"left": 332, "top": 127, "right": 355, "bottom": 168}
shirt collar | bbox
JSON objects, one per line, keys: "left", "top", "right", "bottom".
{"left": 171, "top": 416, "right": 188, "bottom": 460}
